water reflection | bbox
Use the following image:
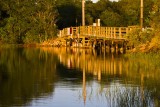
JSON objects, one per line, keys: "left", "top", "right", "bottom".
{"left": 0, "top": 47, "right": 57, "bottom": 106}
{"left": 0, "top": 47, "right": 160, "bottom": 107}
{"left": 52, "top": 47, "right": 160, "bottom": 107}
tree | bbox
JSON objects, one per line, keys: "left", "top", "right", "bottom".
{"left": 117, "top": 0, "right": 154, "bottom": 27}
{"left": 117, "top": 0, "right": 140, "bottom": 26}
{"left": 143, "top": 0, "right": 154, "bottom": 27}
{"left": 86, "top": 0, "right": 110, "bottom": 20}
{"left": 0, "top": 0, "right": 58, "bottom": 43}
{"left": 150, "top": 0, "right": 160, "bottom": 29}
{"left": 56, "top": 0, "right": 82, "bottom": 29}
{"left": 146, "top": 0, "right": 160, "bottom": 51}
{"left": 100, "top": 9, "right": 122, "bottom": 26}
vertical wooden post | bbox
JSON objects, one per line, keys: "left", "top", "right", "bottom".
{"left": 111, "top": 27, "right": 113, "bottom": 38}
{"left": 116, "top": 44, "right": 119, "bottom": 53}
{"left": 82, "top": 0, "right": 85, "bottom": 26}
{"left": 106, "top": 27, "right": 108, "bottom": 37}
{"left": 126, "top": 28, "right": 128, "bottom": 35}
{"left": 123, "top": 42, "right": 126, "bottom": 53}
{"left": 104, "top": 39, "right": 106, "bottom": 51}
{"left": 65, "top": 39, "right": 67, "bottom": 47}
{"left": 105, "top": 27, "right": 107, "bottom": 37}
{"left": 96, "top": 26, "right": 98, "bottom": 36}
{"left": 114, "top": 28, "right": 116, "bottom": 38}
{"left": 140, "top": 0, "right": 143, "bottom": 31}
{"left": 83, "top": 37, "right": 85, "bottom": 47}
{"left": 119, "top": 28, "right": 122, "bottom": 38}
{"left": 108, "top": 28, "right": 110, "bottom": 38}
{"left": 88, "top": 26, "right": 90, "bottom": 36}
{"left": 111, "top": 41, "right": 115, "bottom": 53}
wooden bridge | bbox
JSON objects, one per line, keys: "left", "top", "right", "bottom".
{"left": 54, "top": 25, "right": 138, "bottom": 53}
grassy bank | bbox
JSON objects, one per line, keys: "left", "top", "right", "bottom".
{"left": 126, "top": 28, "right": 160, "bottom": 53}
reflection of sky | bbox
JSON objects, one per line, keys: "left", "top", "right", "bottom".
{"left": 28, "top": 81, "right": 154, "bottom": 107}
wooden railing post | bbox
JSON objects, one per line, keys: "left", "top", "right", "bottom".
{"left": 111, "top": 27, "right": 113, "bottom": 38}
{"left": 114, "top": 27, "right": 116, "bottom": 38}
{"left": 105, "top": 27, "right": 107, "bottom": 38}
{"left": 108, "top": 27, "right": 111, "bottom": 38}
{"left": 126, "top": 27, "right": 129, "bottom": 35}
{"left": 119, "top": 27, "right": 122, "bottom": 38}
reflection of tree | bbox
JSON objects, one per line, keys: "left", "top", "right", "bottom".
{"left": 0, "top": 47, "right": 57, "bottom": 106}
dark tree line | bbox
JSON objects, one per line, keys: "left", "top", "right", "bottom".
{"left": 0, "top": 0, "right": 159, "bottom": 44}
{"left": 56, "top": 0, "right": 154, "bottom": 29}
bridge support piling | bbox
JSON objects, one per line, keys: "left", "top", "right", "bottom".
{"left": 119, "top": 42, "right": 126, "bottom": 54}
{"left": 111, "top": 45, "right": 115, "bottom": 53}
{"left": 83, "top": 37, "right": 85, "bottom": 47}
{"left": 116, "top": 44, "right": 119, "bottom": 54}
{"left": 103, "top": 39, "right": 106, "bottom": 51}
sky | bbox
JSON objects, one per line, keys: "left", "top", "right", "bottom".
{"left": 92, "top": 0, "right": 119, "bottom": 3}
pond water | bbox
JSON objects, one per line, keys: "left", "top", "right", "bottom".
{"left": 0, "top": 47, "right": 160, "bottom": 107}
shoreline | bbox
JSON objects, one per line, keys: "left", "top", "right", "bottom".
{"left": 0, "top": 42, "right": 160, "bottom": 53}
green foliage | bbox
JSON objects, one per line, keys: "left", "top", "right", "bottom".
{"left": 150, "top": 0, "right": 160, "bottom": 29}
{"left": 124, "top": 0, "right": 160, "bottom": 52}
{"left": 125, "top": 29, "right": 141, "bottom": 46}
{"left": 0, "top": 0, "right": 58, "bottom": 44}
{"left": 140, "top": 28, "right": 154, "bottom": 43}
{"left": 118, "top": 0, "right": 140, "bottom": 26}
{"left": 100, "top": 9, "right": 122, "bottom": 26}
{"left": 85, "top": 13, "right": 93, "bottom": 25}
{"left": 125, "top": 28, "right": 154, "bottom": 47}
{"left": 145, "top": 0, "right": 160, "bottom": 52}
{"left": 0, "top": 0, "right": 158, "bottom": 45}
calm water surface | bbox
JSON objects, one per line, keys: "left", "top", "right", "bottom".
{"left": 0, "top": 47, "right": 160, "bottom": 107}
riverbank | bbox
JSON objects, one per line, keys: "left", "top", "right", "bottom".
{"left": 129, "top": 38, "right": 160, "bottom": 53}
{"left": 126, "top": 28, "right": 160, "bottom": 53}
{"left": 1, "top": 38, "right": 160, "bottom": 53}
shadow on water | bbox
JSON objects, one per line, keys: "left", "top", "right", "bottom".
{"left": 0, "top": 47, "right": 57, "bottom": 106}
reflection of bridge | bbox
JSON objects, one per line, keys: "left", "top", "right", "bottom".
{"left": 54, "top": 26, "right": 138, "bottom": 53}
{"left": 54, "top": 48, "right": 124, "bottom": 81}
{"left": 41, "top": 47, "right": 160, "bottom": 82}
{"left": 54, "top": 47, "right": 125, "bottom": 104}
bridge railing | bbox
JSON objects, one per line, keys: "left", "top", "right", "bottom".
{"left": 58, "top": 26, "right": 139, "bottom": 39}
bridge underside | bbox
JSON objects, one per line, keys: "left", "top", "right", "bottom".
{"left": 53, "top": 35, "right": 128, "bottom": 53}
{"left": 53, "top": 26, "right": 138, "bottom": 53}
